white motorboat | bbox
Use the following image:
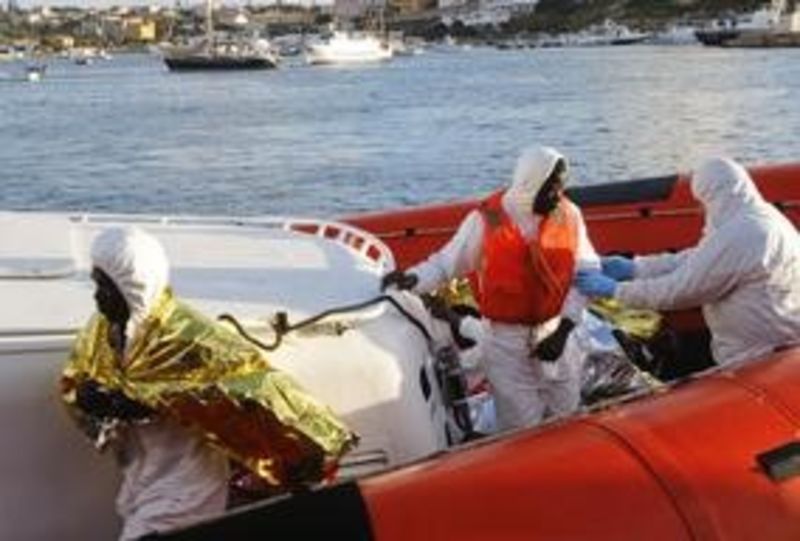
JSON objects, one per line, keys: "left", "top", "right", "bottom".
{"left": 25, "top": 64, "right": 45, "bottom": 82}
{"left": 0, "top": 212, "right": 463, "bottom": 539}
{"left": 306, "top": 31, "right": 393, "bottom": 65}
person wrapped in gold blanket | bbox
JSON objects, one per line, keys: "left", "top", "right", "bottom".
{"left": 61, "top": 226, "right": 356, "bottom": 540}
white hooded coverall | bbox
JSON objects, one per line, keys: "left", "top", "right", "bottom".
{"left": 91, "top": 227, "right": 229, "bottom": 541}
{"left": 407, "top": 146, "right": 600, "bottom": 430}
{"left": 616, "top": 157, "right": 800, "bottom": 365}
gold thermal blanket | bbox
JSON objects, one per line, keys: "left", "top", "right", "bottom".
{"left": 62, "top": 289, "right": 356, "bottom": 488}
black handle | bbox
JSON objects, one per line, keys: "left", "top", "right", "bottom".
{"left": 756, "top": 441, "right": 800, "bottom": 482}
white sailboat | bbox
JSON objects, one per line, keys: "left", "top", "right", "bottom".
{"left": 162, "top": 0, "right": 278, "bottom": 71}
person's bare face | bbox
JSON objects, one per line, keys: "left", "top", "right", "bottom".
{"left": 91, "top": 267, "right": 130, "bottom": 325}
{"left": 533, "top": 161, "right": 566, "bottom": 216}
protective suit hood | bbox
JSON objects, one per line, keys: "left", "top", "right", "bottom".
{"left": 503, "top": 146, "right": 566, "bottom": 227}
{"left": 91, "top": 226, "right": 169, "bottom": 332}
{"left": 691, "top": 157, "right": 766, "bottom": 233}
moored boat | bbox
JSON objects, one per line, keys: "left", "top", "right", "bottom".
{"left": 696, "top": 0, "right": 800, "bottom": 47}
{"left": 163, "top": 45, "right": 278, "bottom": 71}
{"left": 162, "top": 0, "right": 278, "bottom": 71}
{"left": 306, "top": 31, "right": 393, "bottom": 66}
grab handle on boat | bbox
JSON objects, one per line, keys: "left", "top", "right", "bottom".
{"left": 756, "top": 441, "right": 800, "bottom": 482}
{"left": 218, "top": 294, "right": 432, "bottom": 352}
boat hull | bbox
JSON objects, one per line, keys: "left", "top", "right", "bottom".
{"left": 343, "top": 163, "right": 800, "bottom": 272}
{"left": 306, "top": 49, "right": 393, "bottom": 65}
{"left": 696, "top": 28, "right": 800, "bottom": 47}
{"left": 164, "top": 56, "right": 277, "bottom": 71}
{"left": 721, "top": 30, "right": 800, "bottom": 47}
{"left": 695, "top": 28, "right": 741, "bottom": 45}
{"left": 151, "top": 348, "right": 800, "bottom": 541}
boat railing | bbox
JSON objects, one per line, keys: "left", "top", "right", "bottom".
{"left": 71, "top": 213, "right": 395, "bottom": 274}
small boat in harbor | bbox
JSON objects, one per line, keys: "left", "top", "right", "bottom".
{"left": 696, "top": 0, "right": 800, "bottom": 47}
{"left": 162, "top": 0, "right": 278, "bottom": 71}
{"left": 25, "top": 63, "right": 45, "bottom": 82}
{"left": 163, "top": 39, "right": 279, "bottom": 71}
{"left": 0, "top": 58, "right": 46, "bottom": 83}
{"left": 306, "top": 31, "right": 393, "bottom": 66}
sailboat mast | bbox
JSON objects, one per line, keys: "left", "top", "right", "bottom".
{"left": 205, "top": 0, "right": 214, "bottom": 45}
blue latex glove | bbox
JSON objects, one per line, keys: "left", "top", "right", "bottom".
{"left": 601, "top": 255, "right": 635, "bottom": 281}
{"left": 576, "top": 270, "right": 618, "bottom": 298}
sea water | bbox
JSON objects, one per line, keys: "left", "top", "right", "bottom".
{"left": 1, "top": 45, "right": 799, "bottom": 218}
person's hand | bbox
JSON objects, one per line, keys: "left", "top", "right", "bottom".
{"left": 601, "top": 255, "right": 635, "bottom": 281}
{"left": 576, "top": 270, "right": 618, "bottom": 298}
{"left": 380, "top": 270, "right": 419, "bottom": 291}
{"left": 535, "top": 318, "right": 575, "bottom": 362}
{"left": 75, "top": 380, "right": 114, "bottom": 417}
{"left": 75, "top": 380, "right": 153, "bottom": 421}
{"left": 423, "top": 295, "right": 477, "bottom": 349}
{"left": 422, "top": 294, "right": 453, "bottom": 322}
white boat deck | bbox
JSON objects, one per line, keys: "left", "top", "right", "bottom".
{"left": 0, "top": 211, "right": 456, "bottom": 540}
{"left": 0, "top": 212, "right": 394, "bottom": 336}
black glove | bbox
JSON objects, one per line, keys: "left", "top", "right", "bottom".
{"left": 76, "top": 380, "right": 154, "bottom": 421}
{"left": 535, "top": 318, "right": 575, "bottom": 362}
{"left": 422, "top": 295, "right": 453, "bottom": 322}
{"left": 380, "top": 270, "right": 419, "bottom": 291}
{"left": 423, "top": 295, "right": 477, "bottom": 349}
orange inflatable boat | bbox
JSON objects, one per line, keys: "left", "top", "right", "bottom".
{"left": 150, "top": 162, "right": 800, "bottom": 541}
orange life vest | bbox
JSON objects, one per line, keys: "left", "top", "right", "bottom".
{"left": 477, "top": 190, "right": 579, "bottom": 325}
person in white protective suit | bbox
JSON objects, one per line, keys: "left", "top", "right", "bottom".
{"left": 61, "top": 228, "right": 354, "bottom": 540}
{"left": 381, "top": 145, "right": 601, "bottom": 430}
{"left": 577, "top": 157, "right": 800, "bottom": 366}
{"left": 70, "top": 228, "right": 230, "bottom": 540}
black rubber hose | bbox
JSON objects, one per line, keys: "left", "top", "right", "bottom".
{"left": 218, "top": 294, "right": 432, "bottom": 353}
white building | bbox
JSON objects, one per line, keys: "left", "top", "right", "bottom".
{"left": 333, "top": 0, "right": 385, "bottom": 20}
{"left": 440, "top": 0, "right": 537, "bottom": 27}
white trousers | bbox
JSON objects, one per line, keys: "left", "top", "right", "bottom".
{"left": 116, "top": 421, "right": 229, "bottom": 540}
{"left": 483, "top": 321, "right": 582, "bottom": 431}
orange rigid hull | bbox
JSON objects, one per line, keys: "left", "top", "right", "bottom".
{"left": 155, "top": 351, "right": 800, "bottom": 541}
{"left": 362, "top": 422, "right": 693, "bottom": 541}
{"left": 153, "top": 165, "right": 800, "bottom": 541}
{"left": 344, "top": 163, "right": 800, "bottom": 334}
{"left": 362, "top": 350, "right": 800, "bottom": 541}
{"left": 344, "top": 163, "right": 800, "bottom": 269}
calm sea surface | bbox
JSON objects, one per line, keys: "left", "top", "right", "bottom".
{"left": 1, "top": 45, "right": 799, "bottom": 218}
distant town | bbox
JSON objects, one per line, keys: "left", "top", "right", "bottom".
{"left": 0, "top": 0, "right": 792, "bottom": 54}
{"left": 0, "top": 2, "right": 337, "bottom": 52}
